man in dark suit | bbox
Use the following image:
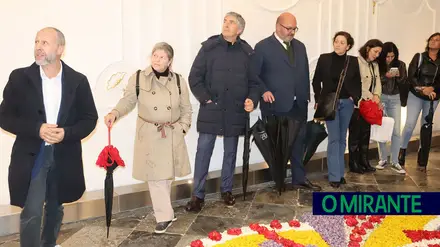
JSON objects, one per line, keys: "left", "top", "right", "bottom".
{"left": 0, "top": 27, "right": 98, "bottom": 247}
{"left": 253, "top": 13, "right": 321, "bottom": 191}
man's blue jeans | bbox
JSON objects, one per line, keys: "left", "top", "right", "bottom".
{"left": 192, "top": 133, "right": 239, "bottom": 199}
{"left": 20, "top": 145, "right": 64, "bottom": 247}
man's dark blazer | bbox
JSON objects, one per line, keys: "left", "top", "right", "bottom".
{"left": 0, "top": 61, "right": 98, "bottom": 208}
{"left": 253, "top": 34, "right": 310, "bottom": 115}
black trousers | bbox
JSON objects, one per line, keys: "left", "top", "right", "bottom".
{"left": 348, "top": 109, "right": 371, "bottom": 164}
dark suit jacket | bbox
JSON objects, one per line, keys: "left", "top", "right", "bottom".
{"left": 312, "top": 53, "right": 362, "bottom": 105}
{"left": 0, "top": 61, "right": 98, "bottom": 208}
{"left": 252, "top": 34, "right": 310, "bottom": 115}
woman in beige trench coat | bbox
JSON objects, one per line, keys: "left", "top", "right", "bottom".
{"left": 104, "top": 42, "right": 192, "bottom": 234}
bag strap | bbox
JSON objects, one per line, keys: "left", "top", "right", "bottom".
{"left": 368, "top": 62, "right": 377, "bottom": 93}
{"left": 136, "top": 70, "right": 181, "bottom": 97}
{"left": 135, "top": 69, "right": 141, "bottom": 98}
{"left": 335, "top": 56, "right": 350, "bottom": 99}
{"left": 329, "top": 56, "right": 350, "bottom": 112}
{"left": 174, "top": 72, "right": 181, "bottom": 95}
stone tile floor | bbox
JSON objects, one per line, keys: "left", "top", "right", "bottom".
{"left": 2, "top": 148, "right": 440, "bottom": 246}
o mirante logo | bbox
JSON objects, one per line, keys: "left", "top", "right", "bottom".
{"left": 312, "top": 192, "right": 437, "bottom": 215}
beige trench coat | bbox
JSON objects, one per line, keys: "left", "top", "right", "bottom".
{"left": 112, "top": 67, "right": 192, "bottom": 181}
{"left": 358, "top": 55, "right": 382, "bottom": 101}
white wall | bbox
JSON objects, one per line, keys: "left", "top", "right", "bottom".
{"left": 0, "top": 0, "right": 438, "bottom": 205}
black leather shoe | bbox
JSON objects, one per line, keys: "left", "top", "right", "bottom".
{"left": 359, "top": 123, "right": 376, "bottom": 173}
{"left": 185, "top": 196, "right": 205, "bottom": 212}
{"left": 340, "top": 177, "right": 346, "bottom": 184}
{"left": 359, "top": 146, "right": 376, "bottom": 172}
{"left": 349, "top": 160, "right": 365, "bottom": 174}
{"left": 329, "top": 182, "right": 341, "bottom": 188}
{"left": 293, "top": 179, "right": 322, "bottom": 191}
{"left": 155, "top": 220, "right": 173, "bottom": 234}
{"left": 348, "top": 149, "right": 364, "bottom": 174}
{"left": 361, "top": 163, "right": 376, "bottom": 172}
{"left": 221, "top": 191, "right": 236, "bottom": 207}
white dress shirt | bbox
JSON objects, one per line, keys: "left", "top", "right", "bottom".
{"left": 274, "top": 32, "right": 288, "bottom": 49}
{"left": 40, "top": 63, "right": 63, "bottom": 145}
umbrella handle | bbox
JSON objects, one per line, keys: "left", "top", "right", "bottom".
{"left": 108, "top": 127, "right": 111, "bottom": 146}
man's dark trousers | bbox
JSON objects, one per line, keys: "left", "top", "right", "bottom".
{"left": 261, "top": 100, "right": 307, "bottom": 185}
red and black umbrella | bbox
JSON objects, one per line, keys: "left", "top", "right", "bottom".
{"left": 96, "top": 127, "right": 125, "bottom": 238}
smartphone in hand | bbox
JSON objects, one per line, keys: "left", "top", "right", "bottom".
{"left": 389, "top": 67, "right": 399, "bottom": 77}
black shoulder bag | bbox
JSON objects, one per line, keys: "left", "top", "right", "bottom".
{"left": 314, "top": 56, "right": 350, "bottom": 121}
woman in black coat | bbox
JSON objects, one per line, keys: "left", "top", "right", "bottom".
{"left": 399, "top": 32, "right": 440, "bottom": 172}
{"left": 312, "top": 31, "right": 362, "bottom": 188}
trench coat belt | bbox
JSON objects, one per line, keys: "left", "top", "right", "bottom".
{"left": 138, "top": 115, "right": 178, "bottom": 138}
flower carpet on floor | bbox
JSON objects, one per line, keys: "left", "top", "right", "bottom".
{"left": 188, "top": 214, "right": 440, "bottom": 247}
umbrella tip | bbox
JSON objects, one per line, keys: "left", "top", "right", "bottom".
{"left": 107, "top": 227, "right": 110, "bottom": 238}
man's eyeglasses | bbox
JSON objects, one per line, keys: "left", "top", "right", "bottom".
{"left": 279, "top": 23, "right": 299, "bottom": 33}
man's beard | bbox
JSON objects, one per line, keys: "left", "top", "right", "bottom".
{"left": 35, "top": 53, "right": 56, "bottom": 66}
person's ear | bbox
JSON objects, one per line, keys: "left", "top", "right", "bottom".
{"left": 57, "top": 45, "right": 65, "bottom": 56}
{"left": 237, "top": 28, "right": 243, "bottom": 36}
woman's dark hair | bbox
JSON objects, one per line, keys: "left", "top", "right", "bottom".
{"left": 333, "top": 31, "right": 354, "bottom": 51}
{"left": 358, "top": 39, "right": 384, "bottom": 61}
{"left": 425, "top": 32, "right": 440, "bottom": 54}
{"left": 378, "top": 42, "right": 400, "bottom": 74}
